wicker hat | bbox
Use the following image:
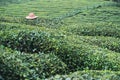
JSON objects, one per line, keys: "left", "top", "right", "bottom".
{"left": 26, "top": 13, "right": 38, "bottom": 19}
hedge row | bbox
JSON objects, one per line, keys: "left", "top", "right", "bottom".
{"left": 0, "top": 0, "right": 37, "bottom": 6}
{"left": 55, "top": 36, "right": 120, "bottom": 71}
{"left": 0, "top": 16, "right": 62, "bottom": 28}
{"left": 0, "top": 23, "right": 120, "bottom": 52}
{"left": 78, "top": 36, "right": 120, "bottom": 53}
{"left": 0, "top": 30, "right": 58, "bottom": 53}
{"left": 0, "top": 22, "right": 49, "bottom": 35}
{"left": 0, "top": 22, "right": 66, "bottom": 53}
{"left": 0, "top": 43, "right": 120, "bottom": 80}
{"left": 62, "top": 22, "right": 120, "bottom": 38}
{"left": 0, "top": 28, "right": 120, "bottom": 72}
{"left": 0, "top": 22, "right": 66, "bottom": 34}
{"left": 0, "top": 45, "right": 67, "bottom": 80}
{"left": 47, "top": 70, "right": 120, "bottom": 80}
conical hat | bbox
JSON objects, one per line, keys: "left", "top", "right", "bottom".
{"left": 26, "top": 13, "right": 38, "bottom": 19}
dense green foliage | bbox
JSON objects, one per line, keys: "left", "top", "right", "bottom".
{"left": 48, "top": 70, "right": 120, "bottom": 80}
{"left": 62, "top": 22, "right": 120, "bottom": 38}
{"left": 0, "top": 23, "right": 120, "bottom": 79}
{"left": 0, "top": 0, "right": 120, "bottom": 80}
{"left": 0, "top": 45, "right": 67, "bottom": 80}
{"left": 0, "top": 0, "right": 33, "bottom": 6}
{"left": 112, "top": 0, "right": 120, "bottom": 3}
{"left": 78, "top": 36, "right": 120, "bottom": 53}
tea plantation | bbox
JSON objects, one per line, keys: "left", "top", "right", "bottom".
{"left": 0, "top": 0, "right": 120, "bottom": 80}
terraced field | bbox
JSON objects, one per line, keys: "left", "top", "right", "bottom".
{"left": 0, "top": 0, "right": 120, "bottom": 80}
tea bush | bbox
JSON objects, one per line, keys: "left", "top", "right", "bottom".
{"left": 47, "top": 70, "right": 120, "bottom": 80}
{"left": 0, "top": 30, "right": 58, "bottom": 53}
{"left": 0, "top": 22, "right": 65, "bottom": 53}
{"left": 0, "top": 26, "right": 120, "bottom": 72}
{"left": 0, "top": 45, "right": 67, "bottom": 80}
{"left": 62, "top": 22, "right": 120, "bottom": 38}
{"left": 0, "top": 22, "right": 56, "bottom": 32}
{"left": 0, "top": 0, "right": 120, "bottom": 79}
{"left": 0, "top": 23, "right": 19, "bottom": 31}
{"left": 0, "top": 16, "right": 62, "bottom": 28}
{"left": 55, "top": 37, "right": 120, "bottom": 71}
{"left": 0, "top": 0, "right": 34, "bottom": 6}
{"left": 78, "top": 36, "right": 120, "bottom": 53}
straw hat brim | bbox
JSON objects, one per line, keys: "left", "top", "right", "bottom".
{"left": 26, "top": 16, "right": 38, "bottom": 19}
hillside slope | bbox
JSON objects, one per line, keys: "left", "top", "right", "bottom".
{"left": 0, "top": 0, "right": 120, "bottom": 80}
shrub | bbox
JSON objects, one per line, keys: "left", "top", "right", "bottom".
{"left": 0, "top": 23, "right": 19, "bottom": 31}
{"left": 0, "top": 16, "right": 62, "bottom": 28}
{"left": 55, "top": 38, "right": 120, "bottom": 71}
{"left": 63, "top": 22, "right": 120, "bottom": 38}
{"left": 0, "top": 22, "right": 66, "bottom": 53}
{"left": 0, "top": 45, "right": 67, "bottom": 80}
{"left": 47, "top": 70, "right": 120, "bottom": 80}
{"left": 78, "top": 36, "right": 120, "bottom": 53}
{"left": 0, "top": 0, "right": 35, "bottom": 6}
{"left": 0, "top": 22, "right": 120, "bottom": 72}
{"left": 0, "top": 30, "right": 58, "bottom": 53}
{"left": 112, "top": 0, "right": 120, "bottom": 3}
{"left": 0, "top": 27, "right": 120, "bottom": 72}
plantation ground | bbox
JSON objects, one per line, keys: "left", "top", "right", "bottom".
{"left": 0, "top": 0, "right": 120, "bottom": 80}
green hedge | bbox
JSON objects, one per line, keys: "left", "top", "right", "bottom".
{"left": 0, "top": 0, "right": 34, "bottom": 6}
{"left": 0, "top": 16, "right": 62, "bottom": 27}
{"left": 1, "top": 22, "right": 119, "bottom": 53}
{"left": 0, "top": 23, "right": 20, "bottom": 31}
{"left": 0, "top": 22, "right": 120, "bottom": 72}
{"left": 0, "top": 30, "right": 58, "bottom": 53}
{"left": 62, "top": 22, "right": 120, "bottom": 38}
{"left": 47, "top": 70, "right": 120, "bottom": 80}
{"left": 0, "top": 45, "right": 67, "bottom": 80}
{"left": 0, "top": 22, "right": 64, "bottom": 53}
{"left": 0, "top": 46, "right": 120, "bottom": 80}
{"left": 78, "top": 36, "right": 120, "bottom": 53}
{"left": 55, "top": 37, "right": 120, "bottom": 71}
{"left": 0, "top": 22, "right": 57, "bottom": 32}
